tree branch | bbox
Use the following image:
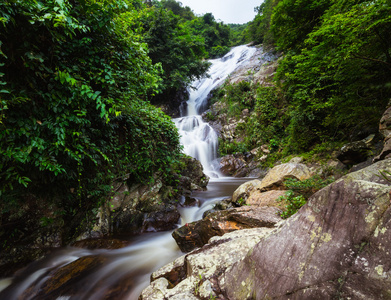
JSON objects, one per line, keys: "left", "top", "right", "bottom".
{"left": 351, "top": 53, "right": 391, "bottom": 71}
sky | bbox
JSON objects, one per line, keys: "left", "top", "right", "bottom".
{"left": 177, "top": 0, "right": 262, "bottom": 24}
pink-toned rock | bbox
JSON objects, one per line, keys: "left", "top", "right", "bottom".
{"left": 220, "top": 158, "right": 391, "bottom": 300}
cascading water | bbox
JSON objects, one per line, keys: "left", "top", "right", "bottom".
{"left": 175, "top": 45, "right": 257, "bottom": 177}
{"left": 0, "top": 45, "right": 257, "bottom": 300}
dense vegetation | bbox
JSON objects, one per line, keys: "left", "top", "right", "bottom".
{"left": 2, "top": 0, "right": 390, "bottom": 257}
{"left": 0, "top": 0, "right": 213, "bottom": 231}
{"left": 211, "top": 0, "right": 391, "bottom": 161}
{"left": 157, "top": 0, "right": 231, "bottom": 58}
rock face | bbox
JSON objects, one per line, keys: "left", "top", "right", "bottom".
{"left": 172, "top": 206, "right": 282, "bottom": 252}
{"left": 227, "top": 46, "right": 279, "bottom": 85}
{"left": 220, "top": 158, "right": 391, "bottom": 299}
{"left": 219, "top": 151, "right": 264, "bottom": 178}
{"left": 337, "top": 134, "right": 377, "bottom": 165}
{"left": 0, "top": 156, "right": 209, "bottom": 276}
{"left": 231, "top": 163, "right": 312, "bottom": 208}
{"left": 140, "top": 228, "right": 275, "bottom": 300}
{"left": 81, "top": 156, "right": 209, "bottom": 239}
{"left": 375, "top": 106, "right": 391, "bottom": 162}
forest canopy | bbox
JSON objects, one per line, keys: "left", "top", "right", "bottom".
{"left": 233, "top": 0, "right": 391, "bottom": 153}
{"left": 2, "top": 0, "right": 391, "bottom": 214}
{"left": 0, "top": 0, "right": 190, "bottom": 209}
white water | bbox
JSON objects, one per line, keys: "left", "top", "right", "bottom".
{"left": 0, "top": 45, "right": 257, "bottom": 300}
{"left": 175, "top": 45, "right": 257, "bottom": 177}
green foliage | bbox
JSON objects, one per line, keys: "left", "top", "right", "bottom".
{"left": 222, "top": 80, "right": 255, "bottom": 118}
{"left": 210, "top": 80, "right": 288, "bottom": 158}
{"left": 245, "top": 85, "right": 287, "bottom": 149}
{"left": 0, "top": 0, "right": 182, "bottom": 214}
{"left": 278, "top": 191, "right": 306, "bottom": 219}
{"left": 245, "top": 0, "right": 278, "bottom": 46}
{"left": 271, "top": 0, "right": 331, "bottom": 51}
{"left": 158, "top": 0, "right": 195, "bottom": 20}
{"left": 218, "top": 139, "right": 248, "bottom": 156}
{"left": 276, "top": 0, "right": 391, "bottom": 151}
{"left": 138, "top": 6, "right": 209, "bottom": 92}
{"left": 278, "top": 175, "right": 335, "bottom": 218}
{"left": 186, "top": 13, "right": 231, "bottom": 58}
{"left": 284, "top": 175, "right": 334, "bottom": 198}
{"left": 300, "top": 141, "right": 345, "bottom": 162}
{"left": 377, "top": 170, "right": 391, "bottom": 183}
{"left": 229, "top": 23, "right": 251, "bottom": 46}
{"left": 242, "top": 0, "right": 391, "bottom": 154}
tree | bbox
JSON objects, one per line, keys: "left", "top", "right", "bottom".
{"left": 0, "top": 0, "right": 181, "bottom": 208}
{"left": 271, "top": 0, "right": 331, "bottom": 51}
{"left": 277, "top": 0, "right": 391, "bottom": 150}
{"left": 137, "top": 6, "right": 209, "bottom": 104}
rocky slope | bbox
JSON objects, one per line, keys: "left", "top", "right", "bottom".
{"left": 0, "top": 156, "right": 208, "bottom": 277}
{"left": 141, "top": 156, "right": 391, "bottom": 299}
{"left": 139, "top": 47, "right": 391, "bottom": 299}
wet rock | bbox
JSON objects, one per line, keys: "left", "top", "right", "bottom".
{"left": 227, "top": 46, "right": 279, "bottom": 85}
{"left": 71, "top": 238, "right": 128, "bottom": 250}
{"left": 219, "top": 154, "right": 247, "bottom": 177}
{"left": 87, "top": 156, "right": 208, "bottom": 238}
{"left": 172, "top": 206, "right": 282, "bottom": 252}
{"left": 180, "top": 157, "right": 209, "bottom": 189}
{"left": 141, "top": 228, "right": 274, "bottom": 300}
{"left": 378, "top": 105, "right": 391, "bottom": 138}
{"left": 142, "top": 206, "right": 181, "bottom": 232}
{"left": 219, "top": 158, "right": 391, "bottom": 300}
{"left": 247, "top": 167, "right": 268, "bottom": 178}
{"left": 202, "top": 198, "right": 235, "bottom": 218}
{"left": 374, "top": 138, "right": 391, "bottom": 162}
{"left": 180, "top": 196, "right": 200, "bottom": 208}
{"left": 19, "top": 255, "right": 108, "bottom": 299}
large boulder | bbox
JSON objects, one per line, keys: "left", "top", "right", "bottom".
{"left": 337, "top": 134, "right": 376, "bottom": 165}
{"left": 257, "top": 162, "right": 312, "bottom": 191}
{"left": 231, "top": 163, "right": 312, "bottom": 205}
{"left": 172, "top": 206, "right": 282, "bottom": 252}
{"left": 232, "top": 179, "right": 261, "bottom": 203}
{"left": 246, "top": 189, "right": 287, "bottom": 209}
{"left": 219, "top": 158, "right": 391, "bottom": 299}
{"left": 219, "top": 154, "right": 247, "bottom": 177}
{"left": 81, "top": 156, "right": 209, "bottom": 238}
{"left": 140, "top": 228, "right": 275, "bottom": 300}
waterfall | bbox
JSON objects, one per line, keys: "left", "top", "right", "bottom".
{"left": 0, "top": 45, "right": 258, "bottom": 300}
{"left": 174, "top": 45, "right": 257, "bottom": 177}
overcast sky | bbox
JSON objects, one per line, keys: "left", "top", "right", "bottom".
{"left": 177, "top": 0, "right": 262, "bottom": 24}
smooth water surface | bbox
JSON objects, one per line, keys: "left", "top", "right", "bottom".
{"left": 0, "top": 45, "right": 257, "bottom": 299}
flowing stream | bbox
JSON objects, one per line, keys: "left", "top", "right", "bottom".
{"left": 0, "top": 45, "right": 257, "bottom": 300}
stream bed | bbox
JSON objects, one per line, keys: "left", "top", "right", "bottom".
{"left": 0, "top": 45, "right": 257, "bottom": 299}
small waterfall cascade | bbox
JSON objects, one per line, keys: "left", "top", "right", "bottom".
{"left": 174, "top": 45, "right": 257, "bottom": 177}
{"left": 0, "top": 45, "right": 258, "bottom": 300}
